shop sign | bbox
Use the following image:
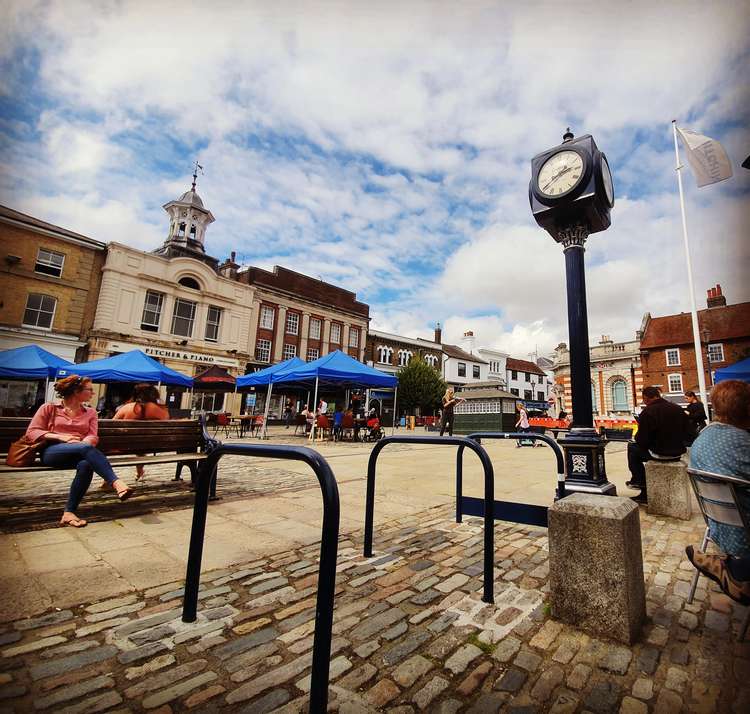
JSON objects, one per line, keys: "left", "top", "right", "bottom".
{"left": 106, "top": 341, "right": 239, "bottom": 368}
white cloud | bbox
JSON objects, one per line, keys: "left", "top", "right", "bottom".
{"left": 0, "top": 0, "right": 748, "bottom": 360}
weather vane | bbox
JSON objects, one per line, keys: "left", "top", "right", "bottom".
{"left": 191, "top": 160, "right": 204, "bottom": 191}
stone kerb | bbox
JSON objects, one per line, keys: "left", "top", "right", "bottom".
{"left": 548, "top": 493, "right": 646, "bottom": 644}
{"left": 645, "top": 455, "right": 692, "bottom": 520}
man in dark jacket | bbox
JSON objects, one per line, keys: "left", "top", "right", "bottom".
{"left": 627, "top": 386, "right": 690, "bottom": 503}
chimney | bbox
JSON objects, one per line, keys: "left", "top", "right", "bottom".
{"left": 218, "top": 251, "right": 239, "bottom": 279}
{"left": 462, "top": 330, "right": 475, "bottom": 354}
{"left": 707, "top": 283, "right": 726, "bottom": 308}
{"left": 434, "top": 322, "right": 442, "bottom": 344}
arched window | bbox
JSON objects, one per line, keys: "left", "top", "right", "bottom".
{"left": 178, "top": 276, "right": 200, "bottom": 290}
{"left": 189, "top": 224, "right": 197, "bottom": 239}
{"left": 177, "top": 222, "right": 186, "bottom": 237}
{"left": 591, "top": 382, "right": 598, "bottom": 414}
{"left": 611, "top": 380, "right": 628, "bottom": 411}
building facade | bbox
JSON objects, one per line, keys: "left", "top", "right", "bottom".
{"left": 477, "top": 347, "right": 508, "bottom": 384}
{"left": 552, "top": 335, "right": 642, "bottom": 418}
{"left": 505, "top": 357, "right": 551, "bottom": 404}
{"left": 234, "top": 266, "right": 370, "bottom": 371}
{"left": 0, "top": 206, "right": 106, "bottom": 413}
{"left": 639, "top": 285, "right": 750, "bottom": 403}
{"left": 365, "top": 329, "right": 442, "bottom": 377}
{"left": 0, "top": 205, "right": 106, "bottom": 362}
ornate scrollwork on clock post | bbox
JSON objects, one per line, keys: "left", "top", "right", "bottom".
{"left": 529, "top": 130, "right": 616, "bottom": 495}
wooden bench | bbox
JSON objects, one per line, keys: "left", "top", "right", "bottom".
{"left": 0, "top": 417, "right": 215, "bottom": 485}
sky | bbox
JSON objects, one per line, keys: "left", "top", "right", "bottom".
{"left": 1, "top": 0, "right": 748, "bottom": 360}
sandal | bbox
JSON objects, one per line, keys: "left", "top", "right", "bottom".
{"left": 60, "top": 514, "right": 87, "bottom": 528}
{"left": 116, "top": 486, "right": 135, "bottom": 501}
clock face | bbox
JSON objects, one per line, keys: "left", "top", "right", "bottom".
{"left": 537, "top": 150, "right": 584, "bottom": 197}
{"left": 601, "top": 155, "right": 614, "bottom": 206}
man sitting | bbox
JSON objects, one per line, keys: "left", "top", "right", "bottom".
{"left": 627, "top": 385, "right": 690, "bottom": 503}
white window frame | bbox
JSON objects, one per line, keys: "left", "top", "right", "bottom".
{"left": 330, "top": 323, "right": 341, "bottom": 344}
{"left": 204, "top": 305, "right": 222, "bottom": 342}
{"left": 307, "top": 347, "right": 320, "bottom": 361}
{"left": 309, "top": 318, "right": 321, "bottom": 340}
{"left": 286, "top": 312, "right": 299, "bottom": 335}
{"left": 256, "top": 339, "right": 272, "bottom": 363}
{"left": 472, "top": 365, "right": 481, "bottom": 379}
{"left": 22, "top": 293, "right": 57, "bottom": 330}
{"left": 171, "top": 298, "right": 197, "bottom": 337}
{"left": 457, "top": 362, "right": 466, "bottom": 377}
{"left": 707, "top": 343, "right": 724, "bottom": 363}
{"left": 260, "top": 305, "right": 275, "bottom": 330}
{"left": 141, "top": 290, "right": 164, "bottom": 332}
{"left": 282, "top": 343, "right": 297, "bottom": 360}
{"left": 667, "top": 373, "right": 683, "bottom": 394}
{"left": 665, "top": 348, "right": 680, "bottom": 367}
{"left": 35, "top": 248, "right": 65, "bottom": 278}
{"left": 348, "top": 327, "right": 359, "bottom": 348}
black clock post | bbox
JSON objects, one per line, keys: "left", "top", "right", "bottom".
{"left": 529, "top": 129, "right": 616, "bottom": 495}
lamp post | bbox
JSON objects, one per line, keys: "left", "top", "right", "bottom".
{"left": 529, "top": 130, "right": 616, "bottom": 495}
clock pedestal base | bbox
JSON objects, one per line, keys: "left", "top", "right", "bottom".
{"left": 558, "top": 428, "right": 616, "bottom": 496}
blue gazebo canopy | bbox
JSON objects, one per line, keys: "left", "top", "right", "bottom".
{"left": 236, "top": 357, "right": 305, "bottom": 388}
{"left": 273, "top": 350, "right": 398, "bottom": 389}
{"left": 714, "top": 357, "right": 750, "bottom": 384}
{"left": 0, "top": 345, "right": 75, "bottom": 379}
{"left": 57, "top": 349, "right": 193, "bottom": 386}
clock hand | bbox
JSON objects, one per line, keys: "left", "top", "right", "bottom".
{"left": 542, "top": 165, "right": 574, "bottom": 191}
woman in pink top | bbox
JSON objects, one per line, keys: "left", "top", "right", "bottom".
{"left": 26, "top": 375, "right": 134, "bottom": 528}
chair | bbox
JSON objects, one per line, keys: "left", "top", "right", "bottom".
{"left": 252, "top": 415, "right": 264, "bottom": 438}
{"left": 341, "top": 413, "right": 354, "bottom": 441}
{"left": 687, "top": 467, "right": 750, "bottom": 640}
{"left": 314, "top": 415, "right": 331, "bottom": 441}
{"left": 213, "top": 413, "right": 239, "bottom": 438}
{"left": 293, "top": 413, "right": 307, "bottom": 436}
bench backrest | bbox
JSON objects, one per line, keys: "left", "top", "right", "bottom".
{"left": 0, "top": 417, "right": 207, "bottom": 456}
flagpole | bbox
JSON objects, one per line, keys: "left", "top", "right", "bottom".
{"left": 672, "top": 120, "right": 709, "bottom": 414}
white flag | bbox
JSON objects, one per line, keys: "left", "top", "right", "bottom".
{"left": 677, "top": 127, "right": 733, "bottom": 187}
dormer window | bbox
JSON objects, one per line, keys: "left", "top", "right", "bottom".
{"left": 178, "top": 276, "right": 200, "bottom": 290}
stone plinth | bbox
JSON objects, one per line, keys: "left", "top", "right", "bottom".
{"left": 646, "top": 456, "right": 691, "bottom": 520}
{"left": 549, "top": 493, "right": 645, "bottom": 644}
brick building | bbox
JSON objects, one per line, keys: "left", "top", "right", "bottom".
{"left": 639, "top": 285, "right": 750, "bottom": 402}
{"left": 0, "top": 205, "right": 106, "bottom": 363}
{"left": 234, "top": 265, "right": 369, "bottom": 370}
{"left": 552, "top": 336, "right": 642, "bottom": 418}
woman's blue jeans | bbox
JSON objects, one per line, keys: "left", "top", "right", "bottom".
{"left": 41, "top": 443, "right": 118, "bottom": 513}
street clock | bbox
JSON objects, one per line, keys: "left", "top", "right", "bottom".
{"left": 529, "top": 130, "right": 614, "bottom": 241}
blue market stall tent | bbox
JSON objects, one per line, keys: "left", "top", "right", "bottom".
{"left": 57, "top": 350, "right": 193, "bottom": 386}
{"left": 0, "top": 345, "right": 75, "bottom": 415}
{"left": 272, "top": 350, "right": 398, "bottom": 439}
{"left": 713, "top": 357, "right": 750, "bottom": 384}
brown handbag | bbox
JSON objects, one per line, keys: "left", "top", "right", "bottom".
{"left": 5, "top": 408, "right": 53, "bottom": 467}
{"left": 5, "top": 435, "right": 47, "bottom": 467}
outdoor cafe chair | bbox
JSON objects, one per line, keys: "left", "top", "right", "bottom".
{"left": 213, "top": 412, "right": 239, "bottom": 439}
{"left": 341, "top": 413, "right": 354, "bottom": 441}
{"left": 687, "top": 467, "right": 750, "bottom": 641}
{"left": 314, "top": 414, "right": 332, "bottom": 441}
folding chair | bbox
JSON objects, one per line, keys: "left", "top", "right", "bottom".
{"left": 213, "top": 413, "right": 239, "bottom": 438}
{"left": 687, "top": 467, "right": 750, "bottom": 641}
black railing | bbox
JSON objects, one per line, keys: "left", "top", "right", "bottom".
{"left": 181, "top": 443, "right": 340, "bottom": 714}
{"left": 363, "top": 435, "right": 496, "bottom": 604}
{"left": 455, "top": 432, "right": 566, "bottom": 528}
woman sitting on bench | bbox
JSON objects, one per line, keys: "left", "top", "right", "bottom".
{"left": 114, "top": 383, "right": 169, "bottom": 482}
{"left": 26, "top": 374, "right": 135, "bottom": 528}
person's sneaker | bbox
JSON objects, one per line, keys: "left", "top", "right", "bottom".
{"left": 685, "top": 545, "right": 750, "bottom": 606}
{"left": 630, "top": 492, "right": 648, "bottom": 504}
{"left": 625, "top": 480, "right": 641, "bottom": 489}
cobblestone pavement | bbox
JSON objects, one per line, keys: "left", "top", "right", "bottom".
{"left": 1, "top": 502, "right": 748, "bottom": 713}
